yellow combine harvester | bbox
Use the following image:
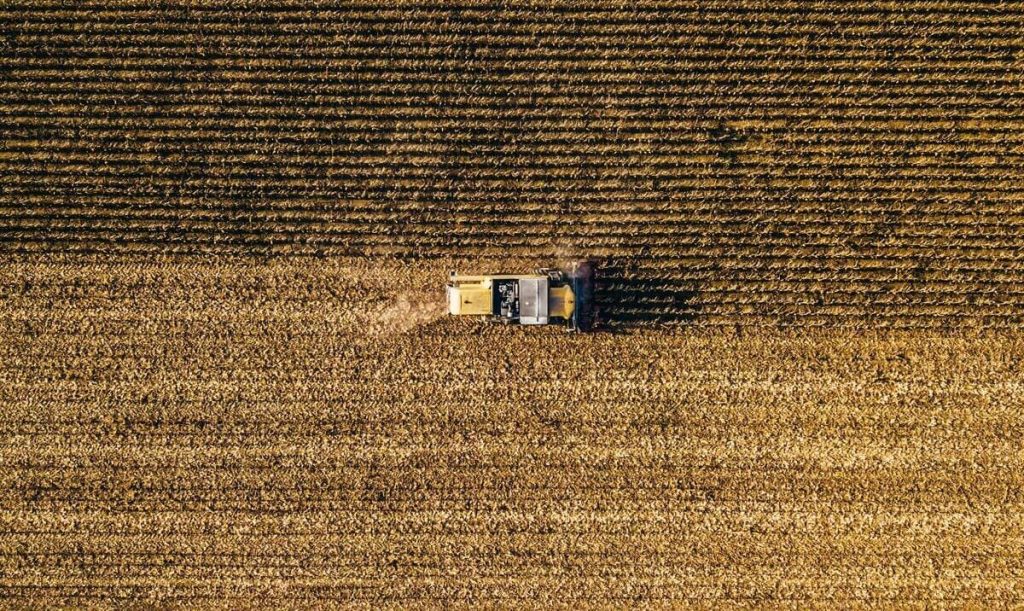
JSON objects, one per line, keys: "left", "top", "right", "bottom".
{"left": 446, "top": 261, "right": 596, "bottom": 331}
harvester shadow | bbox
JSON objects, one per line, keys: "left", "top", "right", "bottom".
{"left": 593, "top": 264, "right": 702, "bottom": 329}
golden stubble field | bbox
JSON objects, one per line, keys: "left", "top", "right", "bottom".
{"left": 2, "top": 255, "right": 1023, "bottom": 606}
{"left": 3, "top": 0, "right": 1024, "bottom": 605}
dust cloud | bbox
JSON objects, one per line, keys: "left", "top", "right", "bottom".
{"left": 364, "top": 291, "right": 446, "bottom": 336}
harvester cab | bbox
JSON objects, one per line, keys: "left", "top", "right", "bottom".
{"left": 446, "top": 261, "right": 596, "bottom": 331}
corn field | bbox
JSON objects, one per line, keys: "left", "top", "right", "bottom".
{"left": 2, "top": 1, "right": 1024, "bottom": 606}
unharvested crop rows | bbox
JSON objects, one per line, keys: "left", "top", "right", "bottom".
{"left": 3, "top": 2, "right": 1024, "bottom": 324}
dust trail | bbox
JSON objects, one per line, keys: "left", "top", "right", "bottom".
{"left": 364, "top": 291, "right": 447, "bottom": 336}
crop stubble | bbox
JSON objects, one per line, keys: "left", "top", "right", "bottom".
{"left": 2, "top": 0, "right": 1024, "bottom": 606}
{"left": 3, "top": 256, "right": 1024, "bottom": 605}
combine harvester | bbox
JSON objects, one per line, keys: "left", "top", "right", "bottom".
{"left": 446, "top": 261, "right": 596, "bottom": 331}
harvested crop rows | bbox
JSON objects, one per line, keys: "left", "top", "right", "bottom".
{"left": 3, "top": 256, "right": 1024, "bottom": 605}
{"left": 3, "top": 0, "right": 1024, "bottom": 606}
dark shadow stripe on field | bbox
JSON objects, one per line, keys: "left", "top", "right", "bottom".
{"left": 593, "top": 262, "right": 701, "bottom": 327}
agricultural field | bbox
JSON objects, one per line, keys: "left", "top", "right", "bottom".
{"left": 3, "top": 1, "right": 1024, "bottom": 325}
{"left": 2, "top": 0, "right": 1024, "bottom": 606}
{"left": 3, "top": 255, "right": 1024, "bottom": 605}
